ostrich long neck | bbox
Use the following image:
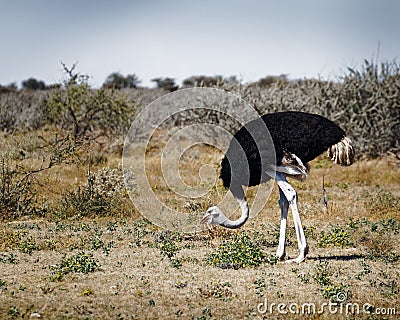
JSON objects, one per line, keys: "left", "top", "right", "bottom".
{"left": 221, "top": 197, "right": 249, "bottom": 229}
{"left": 220, "top": 185, "right": 249, "bottom": 229}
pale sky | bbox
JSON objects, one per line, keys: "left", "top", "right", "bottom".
{"left": 1, "top": 0, "right": 399, "bottom": 87}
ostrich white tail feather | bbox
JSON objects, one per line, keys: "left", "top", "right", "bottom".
{"left": 327, "top": 137, "right": 355, "bottom": 166}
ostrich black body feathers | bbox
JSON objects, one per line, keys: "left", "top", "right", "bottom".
{"left": 220, "top": 111, "right": 350, "bottom": 189}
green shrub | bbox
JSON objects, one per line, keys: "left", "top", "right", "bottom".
{"left": 254, "top": 277, "right": 266, "bottom": 297}
{"left": 206, "top": 233, "right": 275, "bottom": 269}
{"left": 57, "top": 186, "right": 111, "bottom": 219}
{"left": 158, "top": 236, "right": 182, "bottom": 268}
{"left": 318, "top": 226, "right": 351, "bottom": 248}
{"left": 129, "top": 219, "right": 152, "bottom": 247}
{"left": 50, "top": 251, "right": 99, "bottom": 281}
{"left": 322, "top": 284, "right": 351, "bottom": 302}
{"left": 7, "top": 306, "right": 20, "bottom": 318}
{"left": 19, "top": 236, "right": 40, "bottom": 255}
{"left": 159, "top": 240, "right": 180, "bottom": 259}
{"left": 313, "top": 260, "right": 333, "bottom": 287}
{"left": 43, "top": 64, "right": 134, "bottom": 140}
{"left": 88, "top": 234, "right": 112, "bottom": 255}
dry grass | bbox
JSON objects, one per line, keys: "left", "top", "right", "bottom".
{"left": 1, "top": 132, "right": 399, "bottom": 319}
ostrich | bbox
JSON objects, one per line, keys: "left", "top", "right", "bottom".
{"left": 202, "top": 111, "right": 355, "bottom": 263}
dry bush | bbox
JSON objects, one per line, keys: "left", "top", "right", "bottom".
{"left": 362, "top": 187, "right": 400, "bottom": 216}
{"left": 0, "top": 90, "right": 47, "bottom": 131}
{"left": 0, "top": 134, "right": 83, "bottom": 221}
{"left": 240, "top": 59, "right": 400, "bottom": 158}
{"left": 56, "top": 166, "right": 132, "bottom": 219}
{"left": 0, "top": 155, "right": 38, "bottom": 220}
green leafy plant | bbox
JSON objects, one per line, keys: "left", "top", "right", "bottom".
{"left": 0, "top": 278, "right": 6, "bottom": 289}
{"left": 298, "top": 273, "right": 310, "bottom": 284}
{"left": 7, "top": 306, "right": 20, "bottom": 318}
{"left": 50, "top": 251, "right": 99, "bottom": 281}
{"left": 318, "top": 226, "right": 351, "bottom": 248}
{"left": 312, "top": 260, "right": 351, "bottom": 302}
{"left": 206, "top": 233, "right": 275, "bottom": 269}
{"left": 322, "top": 284, "right": 351, "bottom": 302}
{"left": 313, "top": 260, "right": 333, "bottom": 287}
{"left": 0, "top": 253, "right": 18, "bottom": 264}
{"left": 88, "top": 234, "right": 112, "bottom": 256}
{"left": 82, "top": 288, "right": 94, "bottom": 296}
{"left": 304, "top": 225, "right": 317, "bottom": 239}
{"left": 19, "top": 236, "right": 40, "bottom": 254}
{"left": 355, "top": 259, "right": 372, "bottom": 280}
{"left": 57, "top": 186, "right": 110, "bottom": 218}
{"left": 129, "top": 219, "right": 151, "bottom": 247}
{"left": 254, "top": 276, "right": 266, "bottom": 297}
{"left": 156, "top": 230, "right": 183, "bottom": 268}
{"left": 159, "top": 240, "right": 180, "bottom": 259}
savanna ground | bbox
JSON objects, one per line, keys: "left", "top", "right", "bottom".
{"left": 0, "top": 140, "right": 399, "bottom": 319}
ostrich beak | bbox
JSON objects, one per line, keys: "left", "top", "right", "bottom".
{"left": 201, "top": 213, "right": 211, "bottom": 224}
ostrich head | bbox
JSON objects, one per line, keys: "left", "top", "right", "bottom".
{"left": 201, "top": 206, "right": 228, "bottom": 226}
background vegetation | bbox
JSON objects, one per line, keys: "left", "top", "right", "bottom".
{"left": 1, "top": 59, "right": 399, "bottom": 157}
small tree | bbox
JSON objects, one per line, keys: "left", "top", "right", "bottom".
{"left": 0, "top": 83, "right": 17, "bottom": 94}
{"left": 182, "top": 75, "right": 223, "bottom": 87}
{"left": 21, "top": 78, "right": 46, "bottom": 90}
{"left": 43, "top": 63, "right": 135, "bottom": 140}
{"left": 151, "top": 77, "right": 178, "bottom": 92}
{"left": 182, "top": 75, "right": 239, "bottom": 88}
{"left": 103, "top": 72, "right": 141, "bottom": 89}
{"left": 252, "top": 74, "right": 288, "bottom": 87}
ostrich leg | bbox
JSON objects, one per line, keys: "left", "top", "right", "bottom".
{"left": 276, "top": 188, "right": 288, "bottom": 260}
{"left": 275, "top": 172, "right": 308, "bottom": 263}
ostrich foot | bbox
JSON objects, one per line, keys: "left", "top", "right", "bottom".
{"left": 275, "top": 250, "right": 286, "bottom": 261}
{"left": 284, "top": 246, "right": 309, "bottom": 264}
{"left": 285, "top": 255, "right": 305, "bottom": 264}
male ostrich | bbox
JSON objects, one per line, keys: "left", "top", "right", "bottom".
{"left": 202, "top": 111, "right": 355, "bottom": 263}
